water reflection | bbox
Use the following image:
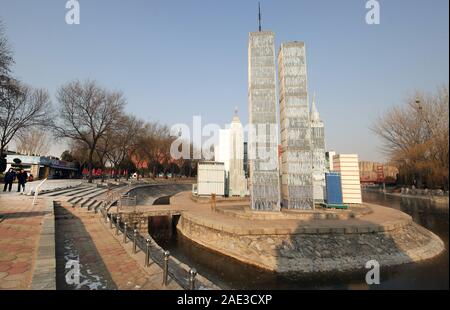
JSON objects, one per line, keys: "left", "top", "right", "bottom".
{"left": 149, "top": 191, "right": 449, "bottom": 289}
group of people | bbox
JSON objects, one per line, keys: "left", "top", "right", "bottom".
{"left": 2, "top": 168, "right": 32, "bottom": 193}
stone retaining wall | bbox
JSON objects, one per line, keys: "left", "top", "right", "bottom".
{"left": 177, "top": 215, "right": 445, "bottom": 273}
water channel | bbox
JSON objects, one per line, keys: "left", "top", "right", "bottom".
{"left": 140, "top": 186, "right": 448, "bottom": 290}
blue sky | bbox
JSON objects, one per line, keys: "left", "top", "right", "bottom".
{"left": 1, "top": 0, "right": 448, "bottom": 161}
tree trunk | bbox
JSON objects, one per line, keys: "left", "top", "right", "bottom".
{"left": 88, "top": 148, "right": 94, "bottom": 183}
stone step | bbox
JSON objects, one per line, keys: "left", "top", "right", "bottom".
{"left": 79, "top": 197, "right": 94, "bottom": 208}
{"left": 81, "top": 193, "right": 106, "bottom": 208}
{"left": 86, "top": 200, "right": 98, "bottom": 211}
{"left": 46, "top": 186, "right": 89, "bottom": 197}
{"left": 93, "top": 201, "right": 103, "bottom": 213}
{"left": 39, "top": 186, "right": 79, "bottom": 196}
{"left": 67, "top": 188, "right": 107, "bottom": 203}
{"left": 74, "top": 198, "right": 87, "bottom": 207}
{"left": 83, "top": 188, "right": 109, "bottom": 199}
{"left": 69, "top": 196, "right": 84, "bottom": 205}
{"left": 66, "top": 187, "right": 101, "bottom": 197}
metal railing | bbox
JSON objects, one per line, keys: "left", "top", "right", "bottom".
{"left": 120, "top": 195, "right": 137, "bottom": 207}
{"left": 104, "top": 211, "right": 203, "bottom": 290}
{"left": 98, "top": 185, "right": 216, "bottom": 290}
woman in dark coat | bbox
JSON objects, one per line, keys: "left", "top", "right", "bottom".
{"left": 3, "top": 168, "right": 16, "bottom": 192}
{"left": 17, "top": 169, "right": 28, "bottom": 193}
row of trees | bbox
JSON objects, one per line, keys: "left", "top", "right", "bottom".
{"left": 1, "top": 20, "right": 198, "bottom": 181}
{"left": 372, "top": 85, "right": 449, "bottom": 190}
{"left": 57, "top": 91, "right": 199, "bottom": 183}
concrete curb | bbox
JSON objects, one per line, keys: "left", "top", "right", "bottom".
{"left": 30, "top": 200, "right": 56, "bottom": 290}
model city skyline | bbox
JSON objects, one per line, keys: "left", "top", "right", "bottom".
{"left": 213, "top": 26, "right": 327, "bottom": 211}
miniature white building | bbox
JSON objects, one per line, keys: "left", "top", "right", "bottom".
{"left": 326, "top": 150, "right": 337, "bottom": 171}
{"left": 214, "top": 129, "right": 230, "bottom": 172}
{"left": 196, "top": 161, "right": 225, "bottom": 196}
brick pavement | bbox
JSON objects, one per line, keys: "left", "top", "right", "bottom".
{"left": 1, "top": 188, "right": 182, "bottom": 290}
{"left": 0, "top": 194, "right": 50, "bottom": 289}
{"left": 55, "top": 202, "right": 181, "bottom": 290}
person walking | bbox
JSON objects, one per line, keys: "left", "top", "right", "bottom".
{"left": 3, "top": 168, "right": 16, "bottom": 192}
{"left": 17, "top": 169, "right": 28, "bottom": 193}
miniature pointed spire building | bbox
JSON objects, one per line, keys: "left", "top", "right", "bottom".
{"left": 310, "top": 93, "right": 326, "bottom": 202}
{"left": 229, "top": 108, "right": 247, "bottom": 196}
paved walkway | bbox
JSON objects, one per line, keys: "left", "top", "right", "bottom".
{"left": 0, "top": 194, "right": 49, "bottom": 289}
{"left": 0, "top": 181, "right": 183, "bottom": 290}
{"left": 55, "top": 202, "right": 181, "bottom": 290}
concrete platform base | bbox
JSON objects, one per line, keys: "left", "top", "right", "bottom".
{"left": 168, "top": 192, "right": 445, "bottom": 273}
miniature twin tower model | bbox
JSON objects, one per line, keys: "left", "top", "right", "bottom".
{"left": 248, "top": 29, "right": 326, "bottom": 211}
{"left": 248, "top": 31, "right": 281, "bottom": 211}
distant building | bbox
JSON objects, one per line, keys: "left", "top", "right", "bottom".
{"left": 5, "top": 153, "right": 78, "bottom": 179}
{"left": 248, "top": 31, "right": 280, "bottom": 211}
{"left": 278, "top": 41, "right": 313, "bottom": 210}
{"left": 359, "top": 161, "right": 399, "bottom": 184}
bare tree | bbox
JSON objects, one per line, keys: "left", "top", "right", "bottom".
{"left": 68, "top": 139, "right": 91, "bottom": 167}
{"left": 15, "top": 129, "right": 51, "bottom": 155}
{"left": 53, "top": 80, "right": 125, "bottom": 183}
{"left": 126, "top": 121, "right": 175, "bottom": 179}
{"left": 0, "top": 20, "right": 13, "bottom": 79}
{"left": 105, "top": 114, "right": 144, "bottom": 180}
{"left": 95, "top": 129, "right": 114, "bottom": 182}
{"left": 371, "top": 85, "right": 449, "bottom": 189}
{"left": 0, "top": 82, "right": 52, "bottom": 155}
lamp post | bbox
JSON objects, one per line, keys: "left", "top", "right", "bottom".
{"left": 415, "top": 98, "right": 435, "bottom": 189}
{"left": 416, "top": 99, "right": 434, "bottom": 137}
